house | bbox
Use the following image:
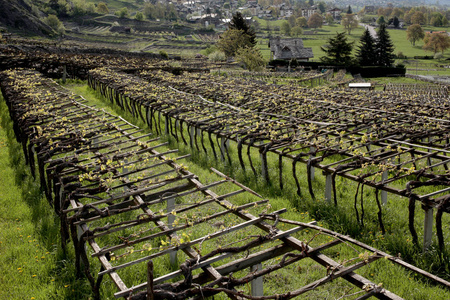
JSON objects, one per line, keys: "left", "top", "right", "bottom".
{"left": 269, "top": 37, "right": 314, "bottom": 61}
{"left": 327, "top": 8, "right": 342, "bottom": 19}
{"left": 301, "top": 5, "right": 318, "bottom": 19}
{"left": 279, "top": 4, "right": 294, "bottom": 18}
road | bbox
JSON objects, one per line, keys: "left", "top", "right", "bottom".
{"left": 361, "top": 24, "right": 377, "bottom": 39}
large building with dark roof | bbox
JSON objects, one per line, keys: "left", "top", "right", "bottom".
{"left": 269, "top": 37, "right": 314, "bottom": 61}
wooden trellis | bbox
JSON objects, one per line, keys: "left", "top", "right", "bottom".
{"left": 87, "top": 68, "right": 450, "bottom": 251}
{"left": 3, "top": 68, "right": 450, "bottom": 300}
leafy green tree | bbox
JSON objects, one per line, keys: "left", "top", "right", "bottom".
{"left": 430, "top": 15, "right": 443, "bottom": 27}
{"left": 307, "top": 12, "right": 323, "bottom": 29}
{"left": 296, "top": 17, "right": 307, "bottom": 27}
{"left": 116, "top": 7, "right": 129, "bottom": 18}
{"left": 45, "top": 14, "right": 65, "bottom": 34}
{"left": 318, "top": 2, "right": 326, "bottom": 13}
{"left": 325, "top": 14, "right": 334, "bottom": 25}
{"left": 281, "top": 21, "right": 291, "bottom": 36}
{"left": 229, "top": 12, "right": 256, "bottom": 46}
{"left": 411, "top": 11, "right": 426, "bottom": 25}
{"left": 236, "top": 47, "right": 266, "bottom": 71}
{"left": 320, "top": 32, "right": 353, "bottom": 65}
{"left": 217, "top": 29, "right": 253, "bottom": 57}
{"left": 291, "top": 26, "right": 303, "bottom": 37}
{"left": 357, "top": 28, "right": 376, "bottom": 66}
{"left": 97, "top": 2, "right": 109, "bottom": 14}
{"left": 375, "top": 24, "right": 395, "bottom": 67}
{"left": 342, "top": 14, "right": 358, "bottom": 34}
{"left": 135, "top": 11, "right": 144, "bottom": 21}
{"left": 377, "top": 16, "right": 386, "bottom": 25}
{"left": 423, "top": 32, "right": 450, "bottom": 54}
{"left": 406, "top": 24, "right": 424, "bottom": 46}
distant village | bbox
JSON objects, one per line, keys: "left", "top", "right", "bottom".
{"left": 161, "top": 0, "right": 345, "bottom": 28}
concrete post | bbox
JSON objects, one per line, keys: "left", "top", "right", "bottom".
{"left": 250, "top": 263, "right": 263, "bottom": 296}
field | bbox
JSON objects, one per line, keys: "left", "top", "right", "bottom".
{"left": 0, "top": 37, "right": 450, "bottom": 299}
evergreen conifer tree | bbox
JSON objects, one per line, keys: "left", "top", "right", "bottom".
{"left": 357, "top": 28, "right": 376, "bottom": 66}
{"left": 229, "top": 12, "right": 256, "bottom": 46}
{"left": 347, "top": 5, "right": 352, "bottom": 14}
{"left": 320, "top": 32, "right": 353, "bottom": 65}
{"left": 375, "top": 24, "right": 395, "bottom": 67}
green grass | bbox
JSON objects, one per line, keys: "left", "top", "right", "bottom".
{"left": 255, "top": 22, "right": 450, "bottom": 65}
{"left": 85, "top": 0, "right": 140, "bottom": 12}
{"left": 0, "top": 95, "right": 92, "bottom": 299}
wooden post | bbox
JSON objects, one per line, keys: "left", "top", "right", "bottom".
{"left": 62, "top": 65, "right": 67, "bottom": 83}
{"left": 189, "top": 126, "right": 194, "bottom": 148}
{"left": 220, "top": 135, "right": 226, "bottom": 162}
{"left": 309, "top": 146, "right": 315, "bottom": 181}
{"left": 260, "top": 151, "right": 269, "bottom": 182}
{"left": 147, "top": 261, "right": 154, "bottom": 300}
{"left": 423, "top": 206, "right": 433, "bottom": 251}
{"left": 165, "top": 115, "right": 169, "bottom": 135}
{"left": 325, "top": 174, "right": 332, "bottom": 203}
{"left": 250, "top": 263, "right": 263, "bottom": 296}
{"left": 381, "top": 170, "right": 388, "bottom": 205}
{"left": 167, "top": 198, "right": 177, "bottom": 265}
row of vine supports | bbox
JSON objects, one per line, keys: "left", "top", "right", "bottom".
{"left": 7, "top": 68, "right": 449, "bottom": 299}
{"left": 87, "top": 69, "right": 450, "bottom": 253}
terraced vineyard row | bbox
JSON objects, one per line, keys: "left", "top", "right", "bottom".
{"left": 88, "top": 68, "right": 450, "bottom": 251}
{"left": 3, "top": 68, "right": 450, "bottom": 299}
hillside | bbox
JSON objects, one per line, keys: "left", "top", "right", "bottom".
{"left": 0, "top": 0, "right": 53, "bottom": 36}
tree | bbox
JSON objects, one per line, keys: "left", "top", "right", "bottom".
{"left": 320, "top": 32, "right": 353, "bottom": 65}
{"left": 296, "top": 17, "right": 307, "bottom": 27}
{"left": 45, "top": 14, "right": 65, "bottom": 34}
{"left": 308, "top": 0, "right": 314, "bottom": 6}
{"left": 96, "top": 2, "right": 109, "bottom": 14}
{"left": 342, "top": 14, "right": 358, "bottom": 35}
{"left": 423, "top": 32, "right": 450, "bottom": 54}
{"left": 347, "top": 5, "right": 352, "bottom": 14}
{"left": 406, "top": 24, "right": 424, "bottom": 46}
{"left": 443, "top": 17, "right": 449, "bottom": 27}
{"left": 376, "top": 24, "right": 395, "bottom": 67}
{"left": 291, "top": 26, "right": 303, "bottom": 36}
{"left": 217, "top": 29, "right": 253, "bottom": 57}
{"left": 307, "top": 12, "right": 323, "bottom": 29}
{"left": 430, "top": 15, "right": 443, "bottom": 27}
{"left": 229, "top": 12, "right": 256, "bottom": 46}
{"left": 318, "top": 2, "right": 326, "bottom": 14}
{"left": 236, "top": 47, "right": 266, "bottom": 71}
{"left": 411, "top": 11, "right": 426, "bottom": 25}
{"left": 357, "top": 28, "right": 376, "bottom": 65}
{"left": 325, "top": 14, "right": 334, "bottom": 25}
{"left": 281, "top": 21, "right": 291, "bottom": 36}
{"left": 377, "top": 16, "right": 386, "bottom": 25}
{"left": 135, "top": 11, "right": 144, "bottom": 21}
{"left": 392, "top": 16, "right": 400, "bottom": 28}
{"left": 116, "top": 7, "right": 129, "bottom": 18}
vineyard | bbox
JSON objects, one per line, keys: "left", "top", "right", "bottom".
{"left": 0, "top": 40, "right": 450, "bottom": 299}
{"left": 87, "top": 68, "right": 450, "bottom": 249}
